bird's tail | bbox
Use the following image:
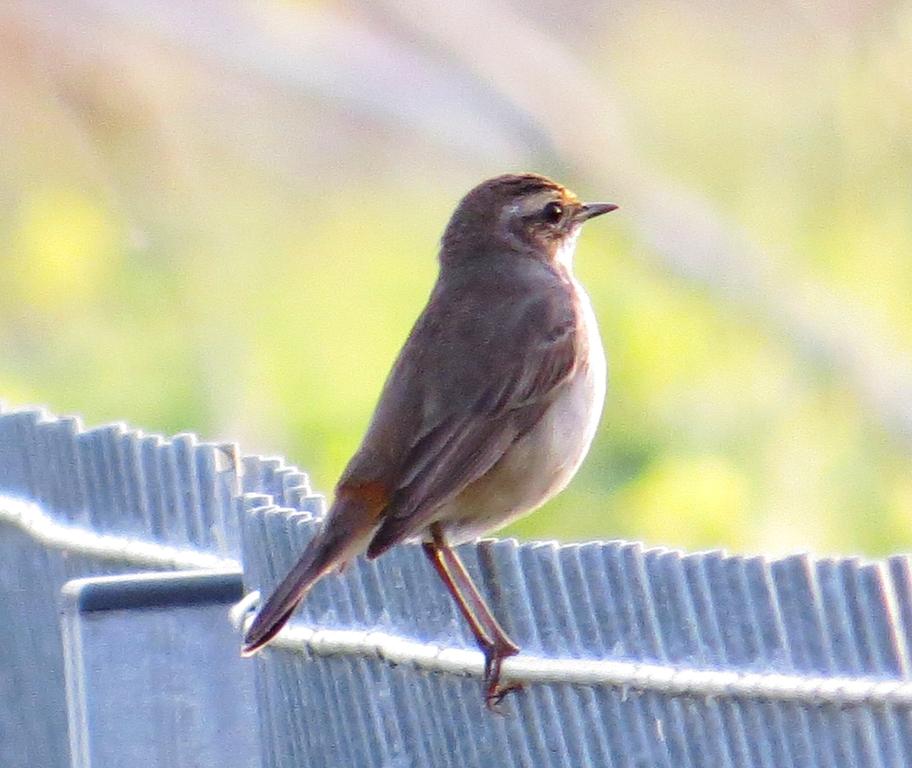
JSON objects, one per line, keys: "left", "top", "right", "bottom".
{"left": 241, "top": 496, "right": 377, "bottom": 656}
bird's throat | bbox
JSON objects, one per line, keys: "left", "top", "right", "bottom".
{"left": 553, "top": 230, "right": 581, "bottom": 274}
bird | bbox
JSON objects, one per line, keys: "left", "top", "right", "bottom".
{"left": 242, "top": 173, "right": 616, "bottom": 705}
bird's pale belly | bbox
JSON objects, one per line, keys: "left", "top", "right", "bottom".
{"left": 434, "top": 305, "right": 606, "bottom": 545}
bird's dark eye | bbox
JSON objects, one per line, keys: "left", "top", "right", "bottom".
{"left": 542, "top": 201, "right": 563, "bottom": 223}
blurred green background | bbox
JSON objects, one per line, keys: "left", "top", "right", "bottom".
{"left": 2, "top": 0, "right": 911, "bottom": 556}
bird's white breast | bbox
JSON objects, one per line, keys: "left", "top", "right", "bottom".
{"left": 526, "top": 277, "right": 607, "bottom": 496}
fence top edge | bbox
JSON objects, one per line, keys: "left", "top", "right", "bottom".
{"left": 1, "top": 404, "right": 904, "bottom": 567}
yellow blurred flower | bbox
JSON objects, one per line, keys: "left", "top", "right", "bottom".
{"left": 14, "top": 188, "right": 117, "bottom": 311}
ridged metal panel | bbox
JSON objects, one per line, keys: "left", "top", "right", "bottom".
{"left": 0, "top": 405, "right": 318, "bottom": 768}
{"left": 4, "top": 403, "right": 912, "bottom": 767}
{"left": 0, "top": 404, "right": 320, "bottom": 550}
{"left": 240, "top": 501, "right": 912, "bottom": 768}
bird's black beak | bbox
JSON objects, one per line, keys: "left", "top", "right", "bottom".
{"left": 575, "top": 202, "right": 619, "bottom": 222}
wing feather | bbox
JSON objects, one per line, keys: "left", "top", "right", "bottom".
{"left": 360, "top": 275, "right": 581, "bottom": 557}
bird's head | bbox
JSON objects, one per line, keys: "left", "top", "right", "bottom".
{"left": 441, "top": 173, "right": 617, "bottom": 270}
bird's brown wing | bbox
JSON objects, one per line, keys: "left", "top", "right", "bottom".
{"left": 357, "top": 276, "right": 581, "bottom": 558}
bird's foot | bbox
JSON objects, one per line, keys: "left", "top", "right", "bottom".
{"left": 485, "top": 679, "right": 524, "bottom": 713}
{"left": 482, "top": 638, "right": 521, "bottom": 712}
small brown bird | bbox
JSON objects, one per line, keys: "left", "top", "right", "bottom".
{"left": 242, "top": 173, "right": 616, "bottom": 704}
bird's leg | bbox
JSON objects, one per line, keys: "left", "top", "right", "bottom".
{"left": 423, "top": 526, "right": 521, "bottom": 707}
{"left": 422, "top": 540, "right": 494, "bottom": 651}
{"left": 435, "top": 543, "right": 522, "bottom": 705}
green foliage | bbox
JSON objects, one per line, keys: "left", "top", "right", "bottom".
{"left": 1, "top": 2, "right": 910, "bottom": 557}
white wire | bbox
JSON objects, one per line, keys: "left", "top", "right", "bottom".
{"left": 0, "top": 495, "right": 236, "bottom": 571}
{"left": 6, "top": 494, "right": 912, "bottom": 707}
{"left": 231, "top": 593, "right": 912, "bottom": 707}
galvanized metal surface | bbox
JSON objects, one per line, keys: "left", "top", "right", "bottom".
{"left": 0, "top": 405, "right": 318, "bottom": 768}
{"left": 3, "top": 403, "right": 912, "bottom": 767}
{"left": 61, "top": 570, "right": 259, "bottom": 768}
{"left": 240, "top": 503, "right": 912, "bottom": 768}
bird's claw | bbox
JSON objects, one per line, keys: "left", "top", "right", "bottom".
{"left": 485, "top": 679, "right": 524, "bottom": 712}
{"left": 482, "top": 639, "right": 521, "bottom": 712}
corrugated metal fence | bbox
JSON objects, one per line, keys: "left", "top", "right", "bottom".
{"left": 2, "top": 403, "right": 912, "bottom": 767}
